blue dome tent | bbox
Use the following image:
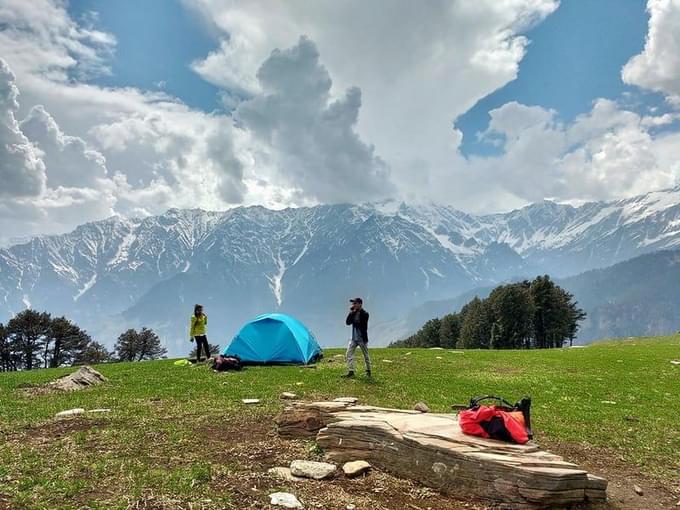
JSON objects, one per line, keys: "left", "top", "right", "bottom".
{"left": 223, "top": 313, "right": 323, "bottom": 364}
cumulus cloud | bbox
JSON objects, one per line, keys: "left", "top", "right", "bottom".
{"left": 622, "top": 0, "right": 680, "bottom": 105}
{"left": 186, "top": 0, "right": 560, "bottom": 191}
{"left": 0, "top": 58, "right": 46, "bottom": 198}
{"left": 20, "top": 105, "right": 108, "bottom": 188}
{"left": 235, "top": 36, "right": 393, "bottom": 203}
{"left": 467, "top": 99, "right": 680, "bottom": 204}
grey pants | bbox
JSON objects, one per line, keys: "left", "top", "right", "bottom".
{"left": 346, "top": 339, "right": 371, "bottom": 372}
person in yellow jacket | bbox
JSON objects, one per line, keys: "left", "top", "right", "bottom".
{"left": 190, "top": 304, "right": 210, "bottom": 362}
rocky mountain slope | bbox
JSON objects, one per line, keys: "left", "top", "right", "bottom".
{"left": 1, "top": 186, "right": 679, "bottom": 354}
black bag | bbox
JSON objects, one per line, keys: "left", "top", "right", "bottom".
{"left": 213, "top": 355, "right": 242, "bottom": 371}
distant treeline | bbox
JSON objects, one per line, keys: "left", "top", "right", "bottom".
{"left": 0, "top": 309, "right": 167, "bottom": 371}
{"left": 390, "top": 275, "right": 586, "bottom": 349}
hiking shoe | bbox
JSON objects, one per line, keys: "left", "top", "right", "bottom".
{"left": 341, "top": 371, "right": 355, "bottom": 378}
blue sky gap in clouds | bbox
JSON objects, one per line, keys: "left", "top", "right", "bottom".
{"left": 69, "top": 0, "right": 224, "bottom": 112}
{"left": 456, "top": 0, "right": 653, "bottom": 156}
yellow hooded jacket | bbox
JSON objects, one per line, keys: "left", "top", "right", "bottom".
{"left": 190, "top": 314, "right": 207, "bottom": 338}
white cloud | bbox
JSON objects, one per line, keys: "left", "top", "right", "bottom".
{"left": 467, "top": 99, "right": 680, "bottom": 205}
{"left": 20, "top": 105, "right": 108, "bottom": 188}
{"left": 622, "top": 0, "right": 680, "bottom": 105}
{"left": 0, "top": 59, "right": 46, "bottom": 198}
{"left": 186, "top": 0, "right": 560, "bottom": 193}
{"left": 2, "top": 0, "right": 680, "bottom": 246}
{"left": 235, "top": 36, "right": 393, "bottom": 203}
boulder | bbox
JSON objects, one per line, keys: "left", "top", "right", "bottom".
{"left": 276, "top": 402, "right": 608, "bottom": 508}
{"left": 342, "top": 460, "right": 371, "bottom": 478}
{"left": 290, "top": 460, "right": 336, "bottom": 480}
{"left": 49, "top": 366, "right": 107, "bottom": 392}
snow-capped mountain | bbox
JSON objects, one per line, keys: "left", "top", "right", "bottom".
{"left": 1, "top": 186, "right": 680, "bottom": 354}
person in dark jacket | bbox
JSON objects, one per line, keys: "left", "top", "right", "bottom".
{"left": 343, "top": 297, "right": 371, "bottom": 378}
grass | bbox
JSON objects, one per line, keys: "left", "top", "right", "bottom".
{"left": 0, "top": 335, "right": 679, "bottom": 509}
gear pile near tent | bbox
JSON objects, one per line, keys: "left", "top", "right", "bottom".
{"left": 223, "top": 313, "right": 322, "bottom": 365}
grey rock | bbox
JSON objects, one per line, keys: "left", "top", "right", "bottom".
{"left": 414, "top": 402, "right": 430, "bottom": 413}
{"left": 342, "top": 460, "right": 371, "bottom": 478}
{"left": 633, "top": 484, "right": 643, "bottom": 496}
{"left": 268, "top": 467, "right": 304, "bottom": 482}
{"left": 333, "top": 397, "right": 358, "bottom": 404}
{"left": 269, "top": 492, "right": 303, "bottom": 508}
{"left": 290, "top": 460, "right": 336, "bottom": 480}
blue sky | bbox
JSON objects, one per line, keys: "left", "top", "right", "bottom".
{"left": 69, "top": 0, "right": 223, "bottom": 112}
{"left": 457, "top": 0, "right": 655, "bottom": 155}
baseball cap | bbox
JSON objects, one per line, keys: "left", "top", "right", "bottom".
{"left": 349, "top": 297, "right": 363, "bottom": 304}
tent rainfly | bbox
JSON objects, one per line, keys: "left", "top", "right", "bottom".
{"left": 223, "top": 313, "right": 323, "bottom": 365}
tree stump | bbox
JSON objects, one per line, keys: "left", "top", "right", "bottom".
{"left": 275, "top": 401, "right": 607, "bottom": 509}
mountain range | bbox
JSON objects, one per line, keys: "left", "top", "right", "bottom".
{"left": 1, "top": 186, "right": 679, "bottom": 356}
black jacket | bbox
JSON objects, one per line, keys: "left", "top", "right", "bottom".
{"left": 346, "top": 309, "right": 369, "bottom": 343}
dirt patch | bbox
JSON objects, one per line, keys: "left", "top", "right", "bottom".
{"left": 196, "top": 415, "right": 490, "bottom": 509}
{"left": 541, "top": 438, "right": 680, "bottom": 510}
{"left": 20, "top": 417, "right": 108, "bottom": 442}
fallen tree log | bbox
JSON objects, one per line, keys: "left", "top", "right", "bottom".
{"left": 275, "top": 401, "right": 607, "bottom": 509}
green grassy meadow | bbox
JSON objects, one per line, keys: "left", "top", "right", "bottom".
{"left": 0, "top": 336, "right": 678, "bottom": 509}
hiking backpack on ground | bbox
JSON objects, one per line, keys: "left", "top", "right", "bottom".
{"left": 458, "top": 395, "right": 533, "bottom": 444}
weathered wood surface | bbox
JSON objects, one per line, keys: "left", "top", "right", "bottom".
{"left": 275, "top": 401, "right": 607, "bottom": 509}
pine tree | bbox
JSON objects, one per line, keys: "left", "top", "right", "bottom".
{"left": 47, "top": 317, "right": 92, "bottom": 368}
{"left": 6, "top": 310, "right": 51, "bottom": 370}
{"left": 439, "top": 313, "right": 461, "bottom": 348}
{"left": 458, "top": 297, "right": 491, "bottom": 348}
{"left": 114, "top": 328, "right": 167, "bottom": 362}
{"left": 75, "top": 341, "right": 112, "bottom": 365}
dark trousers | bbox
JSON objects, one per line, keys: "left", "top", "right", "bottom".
{"left": 195, "top": 335, "right": 210, "bottom": 360}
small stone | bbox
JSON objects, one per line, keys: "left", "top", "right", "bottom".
{"left": 436, "top": 356, "right": 442, "bottom": 359}
{"left": 414, "top": 402, "right": 430, "bottom": 413}
{"left": 290, "top": 460, "right": 336, "bottom": 480}
{"left": 346, "top": 505, "right": 357, "bottom": 510}
{"left": 405, "top": 352, "right": 412, "bottom": 356}
{"left": 429, "top": 347, "right": 444, "bottom": 350}
{"left": 281, "top": 392, "right": 298, "bottom": 400}
{"left": 87, "top": 408, "right": 111, "bottom": 414}
{"left": 333, "top": 397, "right": 358, "bottom": 404}
{"left": 600, "top": 400, "right": 617, "bottom": 405}
{"left": 670, "top": 360, "right": 680, "bottom": 365}
{"left": 382, "top": 359, "right": 393, "bottom": 363}
{"left": 241, "top": 399, "right": 260, "bottom": 405}
{"left": 268, "top": 467, "right": 304, "bottom": 482}
{"left": 55, "top": 408, "right": 85, "bottom": 418}
{"left": 634, "top": 484, "right": 643, "bottom": 496}
{"left": 343, "top": 460, "right": 371, "bottom": 478}
{"left": 269, "top": 492, "right": 303, "bottom": 508}
{"left": 295, "top": 382, "right": 304, "bottom": 386}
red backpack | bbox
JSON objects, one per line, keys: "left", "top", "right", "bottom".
{"left": 458, "top": 395, "right": 532, "bottom": 444}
